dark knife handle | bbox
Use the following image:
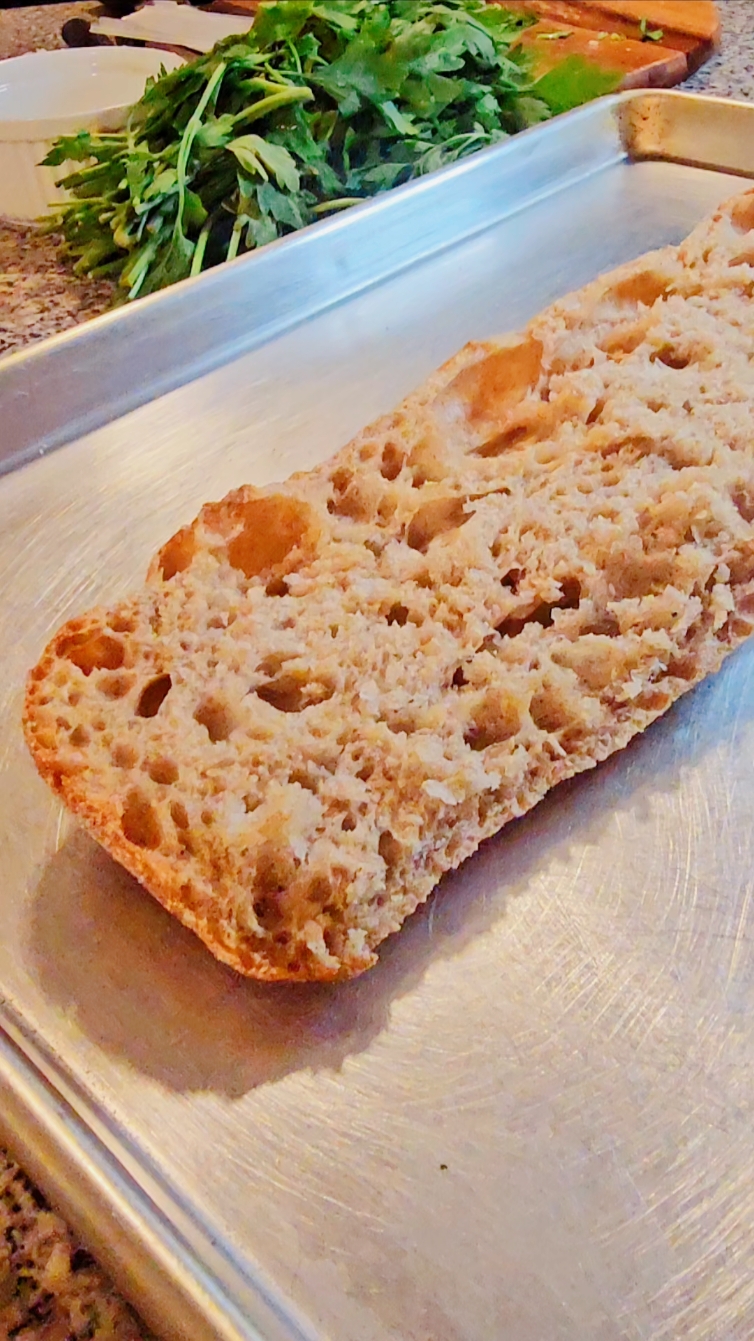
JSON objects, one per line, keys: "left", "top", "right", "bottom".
{"left": 61, "top": 18, "right": 116, "bottom": 46}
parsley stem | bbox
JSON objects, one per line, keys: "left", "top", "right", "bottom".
{"left": 190, "top": 215, "right": 213, "bottom": 276}
{"left": 226, "top": 213, "right": 247, "bottom": 263}
{"left": 312, "top": 197, "right": 361, "bottom": 214}
{"left": 174, "top": 60, "right": 227, "bottom": 239}
{"left": 230, "top": 85, "right": 314, "bottom": 128}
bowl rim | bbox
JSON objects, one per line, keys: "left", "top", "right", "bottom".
{"left": 0, "top": 45, "right": 184, "bottom": 140}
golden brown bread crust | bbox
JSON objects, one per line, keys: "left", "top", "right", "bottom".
{"left": 26, "top": 616, "right": 326, "bottom": 982}
{"left": 24, "top": 188, "right": 754, "bottom": 982}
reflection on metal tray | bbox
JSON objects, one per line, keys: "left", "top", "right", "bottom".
{"left": 2, "top": 89, "right": 754, "bottom": 1341}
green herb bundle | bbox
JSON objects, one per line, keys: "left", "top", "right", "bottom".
{"left": 44, "top": 0, "right": 619, "bottom": 300}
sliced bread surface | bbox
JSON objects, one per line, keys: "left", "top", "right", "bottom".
{"left": 24, "top": 187, "right": 754, "bottom": 981}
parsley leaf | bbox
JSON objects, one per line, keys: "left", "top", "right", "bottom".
{"left": 532, "top": 56, "right": 622, "bottom": 116}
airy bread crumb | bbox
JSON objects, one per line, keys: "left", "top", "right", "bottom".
{"left": 24, "top": 188, "right": 754, "bottom": 981}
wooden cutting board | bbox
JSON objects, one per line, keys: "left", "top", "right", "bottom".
{"left": 500, "top": 1, "right": 719, "bottom": 74}
{"left": 513, "top": 22, "right": 687, "bottom": 89}
{"left": 206, "top": 0, "right": 719, "bottom": 90}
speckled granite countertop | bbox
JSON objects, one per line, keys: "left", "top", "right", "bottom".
{"left": 0, "top": 2, "right": 752, "bottom": 1338}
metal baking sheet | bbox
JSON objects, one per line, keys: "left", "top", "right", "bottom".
{"left": 2, "top": 90, "right": 754, "bottom": 1341}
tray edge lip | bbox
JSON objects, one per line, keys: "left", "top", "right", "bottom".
{"left": 0, "top": 1020, "right": 315, "bottom": 1341}
{"left": 0, "top": 88, "right": 631, "bottom": 474}
{"left": 4, "top": 86, "right": 748, "bottom": 385}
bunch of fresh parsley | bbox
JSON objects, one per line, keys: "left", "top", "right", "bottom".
{"left": 43, "top": 0, "right": 619, "bottom": 301}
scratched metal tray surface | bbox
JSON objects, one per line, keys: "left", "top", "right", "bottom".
{"left": 2, "top": 90, "right": 754, "bottom": 1341}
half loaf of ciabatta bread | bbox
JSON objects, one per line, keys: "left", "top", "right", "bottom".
{"left": 24, "top": 188, "right": 754, "bottom": 981}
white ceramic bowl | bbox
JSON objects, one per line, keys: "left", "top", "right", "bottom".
{"left": 0, "top": 46, "right": 184, "bottom": 221}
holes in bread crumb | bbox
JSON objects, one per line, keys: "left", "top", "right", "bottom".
{"left": 98, "top": 672, "right": 135, "bottom": 700}
{"left": 378, "top": 831, "right": 401, "bottom": 872}
{"left": 112, "top": 742, "right": 138, "bottom": 769}
{"left": 581, "top": 610, "right": 620, "bottom": 638}
{"left": 147, "top": 756, "right": 179, "bottom": 786}
{"left": 529, "top": 683, "right": 573, "bottom": 734}
{"left": 356, "top": 761, "right": 374, "bottom": 782}
{"left": 721, "top": 615, "right": 753, "bottom": 643}
{"left": 386, "top": 710, "right": 417, "bottom": 736}
{"left": 607, "top": 271, "right": 670, "bottom": 309}
{"left": 731, "top": 194, "right": 754, "bottom": 233}
{"left": 225, "top": 496, "right": 315, "bottom": 579}
{"left": 498, "top": 578, "right": 581, "bottom": 638}
{"left": 330, "top": 478, "right": 381, "bottom": 520}
{"left": 664, "top": 654, "right": 696, "bottom": 681}
{"left": 452, "top": 666, "right": 469, "bottom": 689}
{"left": 177, "top": 832, "right": 196, "bottom": 857}
{"left": 69, "top": 725, "right": 90, "bottom": 748}
{"left": 635, "top": 688, "right": 672, "bottom": 714}
{"left": 289, "top": 769, "right": 318, "bottom": 793}
{"left": 309, "top": 875, "right": 335, "bottom": 912}
{"left": 266, "top": 576, "right": 290, "bottom": 597}
{"left": 194, "top": 695, "right": 237, "bottom": 742}
{"left": 341, "top": 814, "right": 357, "bottom": 832}
{"left": 380, "top": 441, "right": 405, "bottom": 481}
{"left": 501, "top": 568, "right": 523, "bottom": 593}
{"left": 586, "top": 399, "right": 605, "bottom": 426}
{"left": 170, "top": 800, "right": 189, "bottom": 830}
{"left": 256, "top": 672, "right": 333, "bottom": 714}
{"left": 464, "top": 689, "right": 523, "bottom": 751}
{"left": 386, "top": 603, "right": 409, "bottom": 626}
{"left": 252, "top": 845, "right": 299, "bottom": 930}
{"left": 159, "top": 526, "right": 196, "bottom": 581}
{"left": 107, "top": 613, "right": 136, "bottom": 634}
{"left": 650, "top": 346, "right": 691, "bottom": 371}
{"left": 62, "top": 632, "right": 124, "bottom": 676}
{"left": 407, "top": 497, "right": 469, "bottom": 552}
{"left": 445, "top": 338, "right": 543, "bottom": 426}
{"left": 475, "top": 423, "right": 530, "bottom": 457}
{"left": 256, "top": 652, "right": 290, "bottom": 679}
{"left": 136, "top": 674, "right": 172, "bottom": 719}
{"left": 474, "top": 404, "right": 555, "bottom": 458}
{"left": 256, "top": 852, "right": 295, "bottom": 895}
{"left": 600, "top": 323, "right": 647, "bottom": 359}
{"left": 121, "top": 788, "right": 162, "bottom": 850}
{"left": 331, "top": 467, "right": 352, "bottom": 491}
{"left": 732, "top": 486, "right": 754, "bottom": 524}
{"left": 322, "top": 926, "right": 341, "bottom": 956}
{"left": 607, "top": 552, "right": 675, "bottom": 601}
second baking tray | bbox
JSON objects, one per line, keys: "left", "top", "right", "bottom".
{"left": 3, "top": 90, "right": 754, "bottom": 1341}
